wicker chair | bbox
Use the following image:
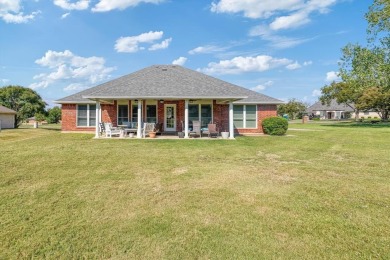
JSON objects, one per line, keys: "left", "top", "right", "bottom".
{"left": 207, "top": 123, "right": 219, "bottom": 138}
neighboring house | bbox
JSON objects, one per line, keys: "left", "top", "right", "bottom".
{"left": 55, "top": 65, "right": 284, "bottom": 138}
{"left": 0, "top": 105, "right": 16, "bottom": 129}
{"left": 307, "top": 100, "right": 380, "bottom": 119}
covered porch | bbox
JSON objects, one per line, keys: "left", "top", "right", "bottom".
{"left": 93, "top": 98, "right": 237, "bottom": 139}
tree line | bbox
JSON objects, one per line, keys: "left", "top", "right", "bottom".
{"left": 0, "top": 85, "right": 61, "bottom": 128}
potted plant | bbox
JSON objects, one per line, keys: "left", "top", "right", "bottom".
{"left": 149, "top": 131, "right": 157, "bottom": 138}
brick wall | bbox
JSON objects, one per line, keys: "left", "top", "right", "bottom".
{"left": 61, "top": 104, "right": 94, "bottom": 132}
{"left": 101, "top": 101, "right": 117, "bottom": 126}
{"left": 61, "top": 101, "right": 278, "bottom": 133}
{"left": 213, "top": 101, "right": 229, "bottom": 132}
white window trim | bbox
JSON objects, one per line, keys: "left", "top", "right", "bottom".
{"left": 77, "top": 104, "right": 96, "bottom": 127}
{"left": 189, "top": 103, "right": 213, "bottom": 126}
{"left": 234, "top": 104, "right": 258, "bottom": 129}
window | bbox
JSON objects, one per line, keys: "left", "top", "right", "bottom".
{"left": 233, "top": 105, "right": 244, "bottom": 128}
{"left": 201, "top": 104, "right": 212, "bottom": 128}
{"left": 117, "top": 105, "right": 129, "bottom": 125}
{"left": 233, "top": 105, "right": 257, "bottom": 129}
{"left": 146, "top": 105, "right": 157, "bottom": 123}
{"left": 77, "top": 104, "right": 96, "bottom": 127}
{"left": 188, "top": 104, "right": 212, "bottom": 128}
{"left": 189, "top": 104, "right": 199, "bottom": 126}
{"left": 132, "top": 105, "right": 138, "bottom": 122}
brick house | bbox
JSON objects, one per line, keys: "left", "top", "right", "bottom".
{"left": 55, "top": 65, "right": 283, "bottom": 138}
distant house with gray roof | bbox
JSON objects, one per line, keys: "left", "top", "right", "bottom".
{"left": 55, "top": 65, "right": 283, "bottom": 138}
{"left": 307, "top": 99, "right": 379, "bottom": 119}
{"left": 0, "top": 105, "right": 16, "bottom": 129}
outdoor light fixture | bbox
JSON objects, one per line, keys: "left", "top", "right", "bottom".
{"left": 159, "top": 100, "right": 164, "bottom": 104}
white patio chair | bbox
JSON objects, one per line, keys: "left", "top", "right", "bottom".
{"left": 142, "top": 122, "right": 156, "bottom": 138}
{"left": 104, "top": 123, "right": 122, "bottom": 138}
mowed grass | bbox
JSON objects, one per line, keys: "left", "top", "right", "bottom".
{"left": 1, "top": 123, "right": 389, "bottom": 259}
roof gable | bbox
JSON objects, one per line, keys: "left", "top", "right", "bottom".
{"left": 0, "top": 105, "right": 17, "bottom": 114}
{"left": 307, "top": 99, "right": 355, "bottom": 112}
{"left": 56, "top": 65, "right": 283, "bottom": 104}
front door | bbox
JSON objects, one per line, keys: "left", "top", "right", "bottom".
{"left": 164, "top": 104, "right": 176, "bottom": 131}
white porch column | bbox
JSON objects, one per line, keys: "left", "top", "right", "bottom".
{"left": 184, "top": 99, "right": 189, "bottom": 138}
{"left": 137, "top": 100, "right": 143, "bottom": 138}
{"left": 229, "top": 101, "right": 235, "bottom": 139}
{"left": 95, "top": 101, "right": 100, "bottom": 138}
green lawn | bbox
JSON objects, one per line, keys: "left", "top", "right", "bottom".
{"left": 1, "top": 123, "right": 389, "bottom": 259}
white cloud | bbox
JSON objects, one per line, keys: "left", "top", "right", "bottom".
{"left": 115, "top": 31, "right": 171, "bottom": 53}
{"left": 212, "top": 0, "right": 338, "bottom": 31}
{"left": 148, "top": 37, "right": 172, "bottom": 51}
{"left": 269, "top": 10, "right": 310, "bottom": 30}
{"left": 286, "top": 61, "right": 301, "bottom": 70}
{"left": 61, "top": 12, "right": 70, "bottom": 19}
{"left": 249, "top": 25, "right": 311, "bottom": 49}
{"left": 312, "top": 89, "right": 322, "bottom": 97}
{"left": 303, "top": 61, "right": 312, "bottom": 66}
{"left": 199, "top": 55, "right": 293, "bottom": 75}
{"left": 30, "top": 50, "right": 116, "bottom": 91}
{"left": 325, "top": 71, "right": 340, "bottom": 82}
{"left": 0, "top": 0, "right": 40, "bottom": 24}
{"left": 210, "top": 0, "right": 302, "bottom": 19}
{"left": 251, "top": 80, "right": 273, "bottom": 92}
{"left": 92, "top": 0, "right": 164, "bottom": 12}
{"left": 172, "top": 57, "right": 187, "bottom": 66}
{"left": 53, "top": 0, "right": 90, "bottom": 10}
{"left": 188, "top": 45, "right": 228, "bottom": 55}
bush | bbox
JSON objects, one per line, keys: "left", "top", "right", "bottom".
{"left": 262, "top": 117, "right": 288, "bottom": 136}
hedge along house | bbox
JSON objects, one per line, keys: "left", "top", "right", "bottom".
{"left": 55, "top": 65, "right": 284, "bottom": 138}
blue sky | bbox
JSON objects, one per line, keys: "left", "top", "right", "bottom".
{"left": 0, "top": 0, "right": 371, "bottom": 107}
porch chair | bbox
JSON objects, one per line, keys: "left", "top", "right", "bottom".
{"left": 104, "top": 123, "right": 122, "bottom": 138}
{"left": 154, "top": 122, "right": 163, "bottom": 135}
{"left": 99, "top": 122, "right": 106, "bottom": 136}
{"left": 142, "top": 122, "right": 156, "bottom": 138}
{"left": 207, "top": 123, "right": 219, "bottom": 138}
{"left": 189, "top": 120, "right": 201, "bottom": 138}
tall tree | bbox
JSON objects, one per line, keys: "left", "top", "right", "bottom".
{"left": 0, "top": 86, "right": 46, "bottom": 128}
{"left": 366, "top": 0, "right": 390, "bottom": 40}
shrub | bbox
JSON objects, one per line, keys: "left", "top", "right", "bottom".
{"left": 262, "top": 117, "right": 288, "bottom": 136}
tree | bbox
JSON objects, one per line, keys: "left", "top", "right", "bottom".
{"left": 366, "top": 0, "right": 390, "bottom": 41}
{"left": 277, "top": 99, "right": 307, "bottom": 120}
{"left": 46, "top": 106, "right": 62, "bottom": 124}
{"left": 356, "top": 86, "right": 390, "bottom": 120}
{"left": 321, "top": 43, "right": 390, "bottom": 121}
{"left": 0, "top": 85, "right": 46, "bottom": 128}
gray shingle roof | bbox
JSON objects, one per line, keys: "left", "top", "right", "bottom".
{"left": 307, "top": 99, "right": 355, "bottom": 113}
{"left": 0, "top": 105, "right": 17, "bottom": 114}
{"left": 56, "top": 65, "right": 283, "bottom": 104}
